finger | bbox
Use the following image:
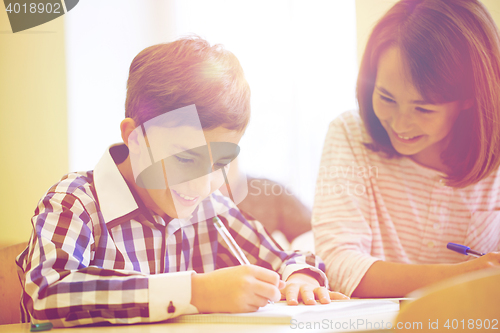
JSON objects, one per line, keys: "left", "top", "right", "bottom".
{"left": 279, "top": 280, "right": 287, "bottom": 300}
{"left": 247, "top": 293, "right": 272, "bottom": 309}
{"left": 314, "top": 287, "right": 331, "bottom": 304}
{"left": 278, "top": 280, "right": 286, "bottom": 289}
{"left": 329, "top": 291, "right": 350, "bottom": 300}
{"left": 300, "top": 285, "right": 317, "bottom": 305}
{"left": 253, "top": 279, "right": 281, "bottom": 303}
{"left": 240, "top": 303, "right": 260, "bottom": 313}
{"left": 284, "top": 283, "right": 300, "bottom": 305}
{"left": 250, "top": 265, "right": 281, "bottom": 287}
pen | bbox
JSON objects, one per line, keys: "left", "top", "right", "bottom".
{"left": 212, "top": 216, "right": 250, "bottom": 265}
{"left": 212, "top": 216, "right": 274, "bottom": 305}
{"left": 446, "top": 242, "right": 485, "bottom": 257}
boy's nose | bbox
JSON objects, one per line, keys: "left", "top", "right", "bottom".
{"left": 186, "top": 173, "right": 212, "bottom": 197}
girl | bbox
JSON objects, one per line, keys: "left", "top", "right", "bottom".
{"left": 313, "top": 0, "right": 500, "bottom": 297}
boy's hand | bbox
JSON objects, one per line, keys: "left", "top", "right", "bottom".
{"left": 191, "top": 265, "right": 285, "bottom": 313}
{"left": 281, "top": 272, "right": 349, "bottom": 305}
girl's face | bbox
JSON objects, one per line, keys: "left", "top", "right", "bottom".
{"left": 372, "top": 46, "right": 467, "bottom": 171}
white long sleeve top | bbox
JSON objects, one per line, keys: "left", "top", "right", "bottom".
{"left": 312, "top": 111, "right": 500, "bottom": 296}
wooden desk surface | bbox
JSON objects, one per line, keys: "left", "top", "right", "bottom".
{"left": 0, "top": 311, "right": 398, "bottom": 333}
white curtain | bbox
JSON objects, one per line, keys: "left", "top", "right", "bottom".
{"left": 66, "top": 0, "right": 357, "bottom": 208}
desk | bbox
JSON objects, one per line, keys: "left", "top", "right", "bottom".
{"left": 0, "top": 311, "right": 398, "bottom": 333}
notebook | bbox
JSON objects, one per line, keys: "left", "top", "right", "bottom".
{"left": 167, "top": 299, "right": 401, "bottom": 324}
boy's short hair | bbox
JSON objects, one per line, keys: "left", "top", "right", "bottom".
{"left": 357, "top": 0, "right": 500, "bottom": 188}
{"left": 125, "top": 36, "right": 251, "bottom": 131}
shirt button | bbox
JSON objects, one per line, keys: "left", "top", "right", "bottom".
{"left": 438, "top": 179, "right": 446, "bottom": 187}
{"left": 433, "top": 223, "right": 440, "bottom": 229}
{"left": 427, "top": 241, "right": 435, "bottom": 248}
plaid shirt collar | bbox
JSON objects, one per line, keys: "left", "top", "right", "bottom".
{"left": 93, "top": 144, "right": 215, "bottom": 231}
{"left": 93, "top": 144, "right": 143, "bottom": 226}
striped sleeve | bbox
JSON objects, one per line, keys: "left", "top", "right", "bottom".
{"left": 312, "top": 115, "right": 380, "bottom": 296}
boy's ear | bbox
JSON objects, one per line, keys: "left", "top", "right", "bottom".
{"left": 120, "top": 118, "right": 138, "bottom": 147}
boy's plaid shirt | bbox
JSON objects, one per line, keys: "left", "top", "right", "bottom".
{"left": 16, "top": 145, "right": 327, "bottom": 327}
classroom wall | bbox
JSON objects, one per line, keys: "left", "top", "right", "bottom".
{"left": 0, "top": 8, "right": 68, "bottom": 248}
{"left": 356, "top": 0, "right": 500, "bottom": 66}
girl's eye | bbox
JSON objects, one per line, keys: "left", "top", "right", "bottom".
{"left": 380, "top": 95, "right": 395, "bottom": 103}
{"left": 416, "top": 107, "right": 434, "bottom": 114}
{"left": 174, "top": 155, "right": 193, "bottom": 164}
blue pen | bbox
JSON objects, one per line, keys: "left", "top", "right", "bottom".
{"left": 447, "top": 242, "right": 485, "bottom": 257}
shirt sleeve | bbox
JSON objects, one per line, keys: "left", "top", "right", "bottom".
{"left": 216, "top": 202, "right": 328, "bottom": 287}
{"left": 17, "top": 191, "right": 197, "bottom": 327}
{"left": 311, "top": 115, "right": 381, "bottom": 296}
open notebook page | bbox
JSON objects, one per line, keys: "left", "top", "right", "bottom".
{"left": 168, "top": 299, "right": 401, "bottom": 324}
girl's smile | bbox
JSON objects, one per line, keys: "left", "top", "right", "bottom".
{"left": 390, "top": 129, "right": 424, "bottom": 144}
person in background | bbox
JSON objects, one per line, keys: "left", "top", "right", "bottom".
{"left": 219, "top": 158, "right": 312, "bottom": 246}
{"left": 313, "top": 0, "right": 500, "bottom": 298}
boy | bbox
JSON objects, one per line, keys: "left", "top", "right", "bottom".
{"left": 17, "top": 37, "right": 346, "bottom": 327}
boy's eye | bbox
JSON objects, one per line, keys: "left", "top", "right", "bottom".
{"left": 380, "top": 94, "right": 395, "bottom": 103}
{"left": 213, "top": 160, "right": 231, "bottom": 170}
{"left": 174, "top": 155, "right": 194, "bottom": 164}
{"left": 416, "top": 107, "right": 434, "bottom": 114}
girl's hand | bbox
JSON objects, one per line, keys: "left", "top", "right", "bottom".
{"left": 459, "top": 252, "right": 500, "bottom": 273}
{"left": 280, "top": 272, "right": 349, "bottom": 305}
{"left": 190, "top": 265, "right": 285, "bottom": 313}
